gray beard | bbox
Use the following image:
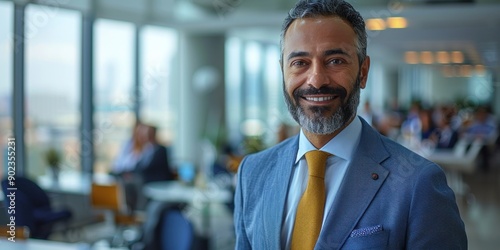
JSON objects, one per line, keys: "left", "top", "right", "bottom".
{"left": 284, "top": 77, "right": 361, "bottom": 135}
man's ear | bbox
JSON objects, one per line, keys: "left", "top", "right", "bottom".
{"left": 359, "top": 56, "right": 370, "bottom": 89}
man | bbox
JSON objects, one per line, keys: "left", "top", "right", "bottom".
{"left": 233, "top": 0, "right": 467, "bottom": 249}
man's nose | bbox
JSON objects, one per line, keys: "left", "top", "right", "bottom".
{"left": 306, "top": 62, "right": 330, "bottom": 89}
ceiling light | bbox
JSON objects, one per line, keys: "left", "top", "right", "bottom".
{"left": 405, "top": 51, "right": 419, "bottom": 64}
{"left": 386, "top": 17, "right": 407, "bottom": 29}
{"left": 420, "top": 51, "right": 434, "bottom": 64}
{"left": 451, "top": 51, "right": 464, "bottom": 63}
{"left": 442, "top": 65, "right": 452, "bottom": 77}
{"left": 436, "top": 51, "right": 450, "bottom": 64}
{"left": 366, "top": 18, "right": 386, "bottom": 30}
{"left": 460, "top": 65, "right": 472, "bottom": 77}
{"left": 475, "top": 64, "right": 485, "bottom": 76}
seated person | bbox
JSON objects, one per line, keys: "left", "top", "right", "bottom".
{"left": 111, "top": 122, "right": 146, "bottom": 175}
{"left": 420, "top": 108, "right": 437, "bottom": 141}
{"left": 461, "top": 106, "right": 498, "bottom": 171}
{"left": 136, "top": 125, "right": 175, "bottom": 183}
{"left": 430, "top": 112, "right": 458, "bottom": 149}
{"left": 462, "top": 106, "right": 498, "bottom": 143}
{"left": 111, "top": 123, "right": 175, "bottom": 212}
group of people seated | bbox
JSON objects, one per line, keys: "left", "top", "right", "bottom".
{"left": 372, "top": 101, "right": 498, "bottom": 171}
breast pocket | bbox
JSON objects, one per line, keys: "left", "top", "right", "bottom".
{"left": 342, "top": 229, "right": 389, "bottom": 250}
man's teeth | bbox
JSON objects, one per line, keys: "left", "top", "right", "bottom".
{"left": 305, "top": 96, "right": 334, "bottom": 102}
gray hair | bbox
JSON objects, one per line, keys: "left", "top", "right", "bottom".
{"left": 280, "top": 0, "right": 367, "bottom": 65}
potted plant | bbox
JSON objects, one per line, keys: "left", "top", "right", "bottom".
{"left": 45, "top": 148, "right": 61, "bottom": 183}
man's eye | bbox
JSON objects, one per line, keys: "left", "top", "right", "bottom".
{"left": 328, "top": 59, "right": 343, "bottom": 65}
{"left": 291, "top": 61, "right": 306, "bottom": 67}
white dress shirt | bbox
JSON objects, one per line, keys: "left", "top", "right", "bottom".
{"left": 281, "top": 116, "right": 363, "bottom": 250}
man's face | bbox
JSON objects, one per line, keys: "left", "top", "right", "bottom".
{"left": 282, "top": 16, "right": 370, "bottom": 135}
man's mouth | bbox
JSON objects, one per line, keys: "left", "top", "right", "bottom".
{"left": 295, "top": 86, "right": 346, "bottom": 105}
{"left": 303, "top": 95, "right": 337, "bottom": 102}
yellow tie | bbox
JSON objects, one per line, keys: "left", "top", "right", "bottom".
{"left": 291, "top": 150, "right": 330, "bottom": 250}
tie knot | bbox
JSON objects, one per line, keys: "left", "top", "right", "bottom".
{"left": 305, "top": 150, "right": 330, "bottom": 178}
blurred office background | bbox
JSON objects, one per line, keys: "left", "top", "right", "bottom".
{"left": 0, "top": 0, "right": 499, "bottom": 249}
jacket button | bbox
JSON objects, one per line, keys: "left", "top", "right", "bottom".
{"left": 371, "top": 173, "right": 379, "bottom": 180}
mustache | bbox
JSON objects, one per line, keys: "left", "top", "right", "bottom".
{"left": 293, "top": 86, "right": 347, "bottom": 100}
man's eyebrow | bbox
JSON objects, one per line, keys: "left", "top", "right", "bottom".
{"left": 286, "top": 51, "right": 309, "bottom": 61}
{"left": 324, "top": 49, "right": 351, "bottom": 57}
{"left": 286, "top": 49, "right": 351, "bottom": 61}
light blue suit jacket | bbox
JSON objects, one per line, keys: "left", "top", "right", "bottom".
{"left": 234, "top": 117, "right": 467, "bottom": 249}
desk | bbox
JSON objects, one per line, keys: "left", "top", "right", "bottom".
{"left": 143, "top": 181, "right": 233, "bottom": 250}
{"left": 0, "top": 238, "right": 90, "bottom": 250}
{"left": 37, "top": 171, "right": 91, "bottom": 195}
{"left": 143, "top": 181, "right": 232, "bottom": 204}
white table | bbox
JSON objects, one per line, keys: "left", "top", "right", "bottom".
{"left": 0, "top": 238, "right": 90, "bottom": 250}
{"left": 37, "top": 171, "right": 91, "bottom": 195}
{"left": 143, "top": 180, "right": 232, "bottom": 204}
{"left": 142, "top": 180, "right": 233, "bottom": 249}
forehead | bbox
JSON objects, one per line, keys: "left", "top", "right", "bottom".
{"left": 283, "top": 16, "right": 358, "bottom": 56}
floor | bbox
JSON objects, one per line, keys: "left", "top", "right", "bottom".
{"left": 48, "top": 150, "right": 499, "bottom": 250}
{"left": 457, "top": 158, "right": 500, "bottom": 250}
{"left": 51, "top": 201, "right": 236, "bottom": 250}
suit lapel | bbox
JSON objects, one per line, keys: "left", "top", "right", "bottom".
{"left": 261, "top": 136, "right": 298, "bottom": 249}
{"left": 317, "top": 120, "right": 390, "bottom": 249}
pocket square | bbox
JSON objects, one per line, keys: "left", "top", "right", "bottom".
{"left": 350, "top": 225, "right": 383, "bottom": 238}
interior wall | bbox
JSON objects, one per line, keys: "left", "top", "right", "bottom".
{"left": 429, "top": 70, "right": 471, "bottom": 105}
{"left": 398, "top": 65, "right": 497, "bottom": 111}
{"left": 362, "top": 61, "right": 390, "bottom": 114}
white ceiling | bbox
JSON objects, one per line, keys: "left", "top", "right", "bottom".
{"left": 360, "top": 3, "right": 500, "bottom": 72}
{"left": 231, "top": 1, "right": 500, "bottom": 75}
{"left": 20, "top": 0, "right": 500, "bottom": 73}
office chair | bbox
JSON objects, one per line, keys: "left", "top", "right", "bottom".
{"left": 159, "top": 207, "right": 194, "bottom": 250}
{"left": 138, "top": 201, "right": 193, "bottom": 250}
{"left": 429, "top": 138, "right": 484, "bottom": 174}
{"left": 1, "top": 176, "right": 72, "bottom": 239}
{"left": 427, "top": 138, "right": 484, "bottom": 199}
{"left": 90, "top": 182, "right": 143, "bottom": 224}
{"left": 0, "top": 226, "right": 30, "bottom": 239}
{"left": 90, "top": 181, "right": 143, "bottom": 246}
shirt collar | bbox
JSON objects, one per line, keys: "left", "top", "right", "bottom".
{"left": 296, "top": 116, "right": 362, "bottom": 163}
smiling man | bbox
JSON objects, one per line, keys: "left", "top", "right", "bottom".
{"left": 234, "top": 0, "right": 467, "bottom": 249}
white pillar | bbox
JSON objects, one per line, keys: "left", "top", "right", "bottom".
{"left": 174, "top": 32, "right": 226, "bottom": 169}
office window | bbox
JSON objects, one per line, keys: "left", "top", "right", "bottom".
{"left": 0, "top": 1, "right": 13, "bottom": 178}
{"left": 225, "top": 37, "right": 242, "bottom": 144}
{"left": 94, "top": 19, "right": 135, "bottom": 174}
{"left": 225, "top": 37, "right": 287, "bottom": 148}
{"left": 244, "top": 42, "right": 265, "bottom": 120}
{"left": 25, "top": 5, "right": 81, "bottom": 177}
{"left": 139, "top": 26, "right": 178, "bottom": 145}
{"left": 264, "top": 46, "right": 288, "bottom": 128}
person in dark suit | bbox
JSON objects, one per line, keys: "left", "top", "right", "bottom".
{"left": 430, "top": 111, "right": 459, "bottom": 149}
{"left": 233, "top": 0, "right": 467, "bottom": 249}
{"left": 136, "top": 125, "right": 175, "bottom": 183}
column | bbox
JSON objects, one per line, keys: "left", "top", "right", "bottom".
{"left": 13, "top": 3, "right": 25, "bottom": 176}
{"left": 175, "top": 33, "right": 226, "bottom": 171}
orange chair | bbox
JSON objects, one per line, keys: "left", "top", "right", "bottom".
{"left": 90, "top": 182, "right": 143, "bottom": 225}
{"left": 89, "top": 181, "right": 144, "bottom": 247}
{"left": 0, "top": 226, "right": 30, "bottom": 240}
